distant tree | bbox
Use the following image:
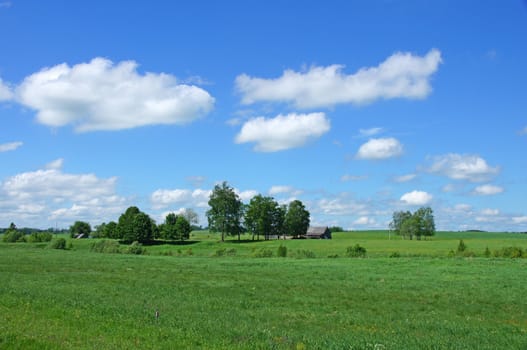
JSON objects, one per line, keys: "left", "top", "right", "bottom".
{"left": 245, "top": 195, "right": 284, "bottom": 240}
{"left": 329, "top": 226, "right": 345, "bottom": 233}
{"left": 69, "top": 221, "right": 91, "bottom": 238}
{"left": 105, "top": 221, "right": 118, "bottom": 239}
{"left": 117, "top": 206, "right": 141, "bottom": 240}
{"left": 163, "top": 213, "right": 179, "bottom": 240}
{"left": 2, "top": 223, "right": 24, "bottom": 243}
{"left": 207, "top": 182, "right": 244, "bottom": 242}
{"left": 175, "top": 215, "right": 191, "bottom": 241}
{"left": 284, "top": 200, "right": 310, "bottom": 238}
{"left": 415, "top": 207, "right": 436, "bottom": 239}
{"left": 389, "top": 207, "right": 436, "bottom": 240}
{"left": 181, "top": 208, "right": 199, "bottom": 225}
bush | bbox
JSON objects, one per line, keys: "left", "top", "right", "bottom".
{"left": 457, "top": 239, "right": 467, "bottom": 253}
{"left": 346, "top": 244, "right": 367, "bottom": 258}
{"left": 389, "top": 251, "right": 401, "bottom": 258}
{"left": 50, "top": 238, "right": 67, "bottom": 249}
{"left": 2, "top": 230, "right": 25, "bottom": 243}
{"left": 483, "top": 246, "right": 491, "bottom": 258}
{"left": 27, "top": 232, "right": 53, "bottom": 243}
{"left": 277, "top": 245, "right": 287, "bottom": 257}
{"left": 126, "top": 241, "right": 146, "bottom": 255}
{"left": 91, "top": 240, "right": 121, "bottom": 254}
{"left": 253, "top": 248, "right": 273, "bottom": 258}
{"left": 213, "top": 248, "right": 226, "bottom": 257}
{"left": 493, "top": 246, "right": 524, "bottom": 258}
{"left": 296, "top": 249, "right": 316, "bottom": 259}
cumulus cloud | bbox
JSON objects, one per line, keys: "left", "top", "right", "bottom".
{"left": 426, "top": 154, "right": 499, "bottom": 182}
{"left": 14, "top": 57, "right": 214, "bottom": 132}
{"left": 400, "top": 190, "right": 433, "bottom": 205}
{"left": 0, "top": 141, "right": 23, "bottom": 152}
{"left": 235, "top": 112, "right": 330, "bottom": 152}
{"left": 393, "top": 174, "right": 416, "bottom": 183}
{"left": 236, "top": 49, "right": 442, "bottom": 108}
{"left": 472, "top": 184, "right": 504, "bottom": 196}
{"left": 150, "top": 188, "right": 211, "bottom": 210}
{"left": 0, "top": 78, "right": 13, "bottom": 100}
{"left": 353, "top": 216, "right": 376, "bottom": 225}
{"left": 0, "top": 160, "right": 127, "bottom": 227}
{"left": 356, "top": 137, "right": 403, "bottom": 160}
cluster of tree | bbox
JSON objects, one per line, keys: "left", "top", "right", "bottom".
{"left": 206, "top": 182, "right": 310, "bottom": 241}
{"left": 2, "top": 223, "right": 54, "bottom": 243}
{"left": 389, "top": 207, "right": 436, "bottom": 240}
{"left": 0, "top": 223, "right": 67, "bottom": 236}
{"left": 92, "top": 207, "right": 198, "bottom": 244}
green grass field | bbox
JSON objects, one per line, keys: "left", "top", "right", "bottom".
{"left": 1, "top": 231, "right": 527, "bottom": 349}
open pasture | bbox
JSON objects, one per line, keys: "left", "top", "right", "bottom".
{"left": 1, "top": 231, "right": 527, "bottom": 349}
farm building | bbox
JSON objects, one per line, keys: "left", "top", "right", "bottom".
{"left": 305, "top": 226, "right": 332, "bottom": 239}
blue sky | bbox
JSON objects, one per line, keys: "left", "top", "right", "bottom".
{"left": 0, "top": 1, "right": 526, "bottom": 231}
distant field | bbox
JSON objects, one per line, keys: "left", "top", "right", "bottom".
{"left": 1, "top": 231, "right": 526, "bottom": 349}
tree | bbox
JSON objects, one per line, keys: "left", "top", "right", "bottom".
{"left": 175, "top": 215, "right": 191, "bottom": 241}
{"left": 117, "top": 206, "right": 153, "bottom": 243}
{"left": 162, "top": 213, "right": 179, "bottom": 240}
{"left": 206, "top": 182, "right": 244, "bottom": 242}
{"left": 389, "top": 207, "right": 436, "bottom": 240}
{"left": 180, "top": 208, "right": 199, "bottom": 225}
{"left": 69, "top": 221, "right": 91, "bottom": 238}
{"left": 284, "top": 200, "right": 310, "bottom": 238}
{"left": 245, "top": 195, "right": 284, "bottom": 240}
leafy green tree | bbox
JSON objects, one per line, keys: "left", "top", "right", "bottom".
{"left": 117, "top": 206, "right": 141, "bottom": 240}
{"left": 389, "top": 207, "right": 436, "bottom": 240}
{"left": 175, "top": 215, "right": 191, "bottom": 241}
{"left": 69, "top": 221, "right": 91, "bottom": 238}
{"left": 245, "top": 195, "right": 284, "bottom": 240}
{"left": 207, "top": 182, "right": 244, "bottom": 242}
{"left": 415, "top": 207, "right": 436, "bottom": 239}
{"left": 2, "top": 223, "right": 24, "bottom": 243}
{"left": 117, "top": 206, "right": 153, "bottom": 243}
{"left": 284, "top": 200, "right": 310, "bottom": 238}
{"left": 163, "top": 213, "right": 179, "bottom": 240}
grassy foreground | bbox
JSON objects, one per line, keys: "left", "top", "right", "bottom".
{"left": 1, "top": 231, "right": 527, "bottom": 349}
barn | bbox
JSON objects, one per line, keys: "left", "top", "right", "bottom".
{"left": 305, "top": 226, "right": 332, "bottom": 239}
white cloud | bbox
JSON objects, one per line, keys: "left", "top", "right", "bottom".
{"left": 400, "top": 190, "right": 433, "bottom": 205}
{"left": 45, "top": 158, "right": 64, "bottom": 170}
{"left": 359, "top": 127, "right": 384, "bottom": 137}
{"left": 393, "top": 173, "right": 416, "bottom": 183}
{"left": 512, "top": 216, "right": 527, "bottom": 224}
{"left": 472, "top": 184, "right": 504, "bottom": 196}
{"left": 480, "top": 208, "right": 500, "bottom": 216}
{"left": 353, "top": 216, "right": 376, "bottom": 225}
{"left": 235, "top": 112, "right": 330, "bottom": 152}
{"left": 268, "top": 185, "right": 303, "bottom": 196}
{"left": 341, "top": 174, "right": 368, "bottom": 182}
{"left": 150, "top": 188, "right": 211, "bottom": 210}
{"left": 236, "top": 49, "right": 442, "bottom": 108}
{"left": 0, "top": 141, "right": 22, "bottom": 152}
{"left": 356, "top": 137, "right": 403, "bottom": 160}
{"left": 15, "top": 57, "right": 214, "bottom": 132}
{"left": 316, "top": 197, "right": 369, "bottom": 216}
{"left": 426, "top": 154, "right": 499, "bottom": 182}
{"left": 0, "top": 161, "right": 127, "bottom": 227}
{"left": 454, "top": 204, "right": 472, "bottom": 212}
{"left": 0, "top": 78, "right": 13, "bottom": 100}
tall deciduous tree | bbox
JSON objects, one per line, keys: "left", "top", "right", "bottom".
{"left": 207, "top": 182, "right": 244, "bottom": 242}
{"left": 284, "top": 200, "right": 310, "bottom": 238}
{"left": 117, "top": 206, "right": 153, "bottom": 243}
{"left": 245, "top": 195, "right": 284, "bottom": 240}
{"left": 389, "top": 207, "right": 435, "bottom": 240}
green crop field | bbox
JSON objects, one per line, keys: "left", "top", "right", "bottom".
{"left": 1, "top": 231, "right": 527, "bottom": 349}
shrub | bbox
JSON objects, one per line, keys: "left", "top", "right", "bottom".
{"left": 50, "top": 238, "right": 67, "bottom": 250}
{"left": 126, "top": 241, "right": 146, "bottom": 255}
{"left": 327, "top": 254, "right": 339, "bottom": 258}
{"left": 2, "top": 230, "right": 25, "bottom": 243}
{"left": 27, "top": 232, "right": 53, "bottom": 243}
{"left": 457, "top": 239, "right": 467, "bottom": 253}
{"left": 253, "top": 248, "right": 273, "bottom": 258}
{"left": 483, "top": 246, "right": 491, "bottom": 258}
{"left": 213, "top": 248, "right": 226, "bottom": 257}
{"left": 91, "top": 240, "right": 121, "bottom": 254}
{"left": 462, "top": 250, "right": 476, "bottom": 258}
{"left": 185, "top": 248, "right": 193, "bottom": 256}
{"left": 346, "top": 244, "right": 367, "bottom": 258}
{"left": 277, "top": 245, "right": 287, "bottom": 257}
{"left": 493, "top": 246, "right": 524, "bottom": 258}
{"left": 389, "top": 251, "right": 401, "bottom": 258}
{"left": 296, "top": 249, "right": 316, "bottom": 259}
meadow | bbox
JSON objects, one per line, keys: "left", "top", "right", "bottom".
{"left": 1, "top": 231, "right": 527, "bottom": 349}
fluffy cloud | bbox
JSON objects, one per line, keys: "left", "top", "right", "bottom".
{"left": 235, "top": 112, "right": 330, "bottom": 152}
{"left": 0, "top": 160, "right": 127, "bottom": 227}
{"left": 0, "top": 141, "right": 23, "bottom": 152}
{"left": 15, "top": 57, "right": 214, "bottom": 132}
{"left": 0, "top": 78, "right": 12, "bottom": 100}
{"left": 356, "top": 137, "right": 403, "bottom": 160}
{"left": 472, "top": 184, "right": 504, "bottom": 196}
{"left": 236, "top": 49, "right": 442, "bottom": 108}
{"left": 393, "top": 174, "right": 416, "bottom": 183}
{"left": 400, "top": 190, "right": 433, "bottom": 205}
{"left": 426, "top": 154, "right": 499, "bottom": 182}
{"left": 150, "top": 188, "right": 211, "bottom": 210}
{"left": 268, "top": 185, "right": 303, "bottom": 197}
{"left": 353, "top": 216, "right": 376, "bottom": 225}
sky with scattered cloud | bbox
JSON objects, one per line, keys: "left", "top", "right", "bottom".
{"left": 0, "top": 1, "right": 526, "bottom": 231}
